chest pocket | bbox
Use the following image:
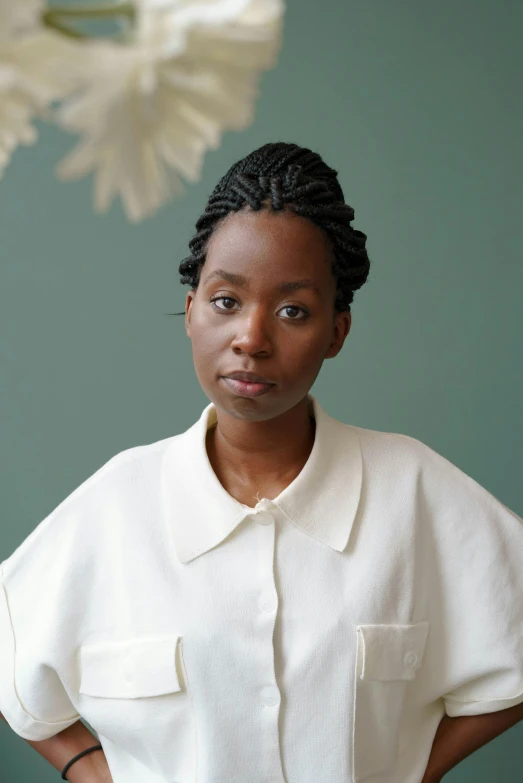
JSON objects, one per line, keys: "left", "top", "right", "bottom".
{"left": 352, "top": 621, "right": 429, "bottom": 782}
{"left": 78, "top": 633, "right": 196, "bottom": 781}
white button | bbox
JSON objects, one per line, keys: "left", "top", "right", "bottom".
{"left": 259, "top": 595, "right": 277, "bottom": 613}
{"left": 261, "top": 685, "right": 280, "bottom": 707}
{"left": 255, "top": 510, "right": 274, "bottom": 526}
{"left": 404, "top": 650, "right": 418, "bottom": 668}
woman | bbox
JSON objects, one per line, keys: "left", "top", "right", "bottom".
{"left": 1, "top": 142, "right": 522, "bottom": 783}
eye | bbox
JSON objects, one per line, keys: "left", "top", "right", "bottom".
{"left": 209, "top": 296, "right": 309, "bottom": 320}
{"left": 210, "top": 296, "right": 237, "bottom": 311}
{"left": 280, "top": 305, "right": 309, "bottom": 320}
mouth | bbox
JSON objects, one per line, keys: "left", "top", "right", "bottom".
{"left": 221, "top": 377, "right": 276, "bottom": 398}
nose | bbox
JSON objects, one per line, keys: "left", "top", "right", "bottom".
{"left": 230, "top": 307, "right": 272, "bottom": 355}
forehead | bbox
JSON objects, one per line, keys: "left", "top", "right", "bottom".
{"left": 204, "top": 208, "right": 332, "bottom": 274}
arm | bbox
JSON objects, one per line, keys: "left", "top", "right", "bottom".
{"left": 422, "top": 701, "right": 523, "bottom": 782}
{"left": 0, "top": 711, "right": 112, "bottom": 783}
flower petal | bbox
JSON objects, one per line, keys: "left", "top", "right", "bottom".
{"left": 54, "top": 0, "right": 285, "bottom": 220}
{"left": 0, "top": 29, "right": 86, "bottom": 177}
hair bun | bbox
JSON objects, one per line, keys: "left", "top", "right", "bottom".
{"left": 283, "top": 164, "right": 304, "bottom": 192}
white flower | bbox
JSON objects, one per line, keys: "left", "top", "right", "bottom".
{"left": 55, "top": 0, "right": 285, "bottom": 222}
{"left": 0, "top": 0, "right": 80, "bottom": 178}
{"left": 0, "top": 0, "right": 42, "bottom": 38}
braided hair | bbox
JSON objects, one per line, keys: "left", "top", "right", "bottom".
{"left": 170, "top": 142, "right": 371, "bottom": 315}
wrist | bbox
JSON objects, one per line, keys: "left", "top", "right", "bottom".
{"left": 63, "top": 747, "right": 112, "bottom": 783}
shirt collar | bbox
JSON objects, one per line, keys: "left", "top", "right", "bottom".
{"left": 161, "top": 393, "right": 363, "bottom": 564}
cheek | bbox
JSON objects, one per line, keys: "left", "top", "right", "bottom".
{"left": 295, "top": 332, "right": 334, "bottom": 373}
{"left": 190, "top": 330, "right": 219, "bottom": 373}
{"left": 282, "top": 328, "right": 330, "bottom": 358}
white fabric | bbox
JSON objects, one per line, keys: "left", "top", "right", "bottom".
{"left": 1, "top": 393, "right": 522, "bottom": 783}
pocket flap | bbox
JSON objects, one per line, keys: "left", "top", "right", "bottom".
{"left": 79, "top": 634, "right": 182, "bottom": 698}
{"left": 356, "top": 621, "right": 429, "bottom": 681}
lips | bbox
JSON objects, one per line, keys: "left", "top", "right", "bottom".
{"left": 221, "top": 377, "right": 275, "bottom": 398}
{"left": 223, "top": 372, "right": 275, "bottom": 384}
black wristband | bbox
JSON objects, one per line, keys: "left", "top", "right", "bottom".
{"left": 61, "top": 743, "right": 103, "bottom": 780}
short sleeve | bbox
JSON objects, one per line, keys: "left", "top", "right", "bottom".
{"left": 0, "top": 559, "right": 81, "bottom": 740}
{"left": 420, "top": 442, "right": 523, "bottom": 717}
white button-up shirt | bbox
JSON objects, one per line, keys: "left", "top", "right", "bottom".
{"left": 1, "top": 394, "right": 522, "bottom": 783}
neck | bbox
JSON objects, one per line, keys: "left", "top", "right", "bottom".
{"left": 205, "top": 397, "right": 316, "bottom": 497}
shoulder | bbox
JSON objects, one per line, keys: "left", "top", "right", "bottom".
{"left": 346, "top": 422, "right": 441, "bottom": 477}
{"left": 347, "top": 422, "right": 518, "bottom": 520}
{"left": 1, "top": 433, "right": 179, "bottom": 580}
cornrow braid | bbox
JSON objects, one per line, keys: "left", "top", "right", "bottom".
{"left": 170, "top": 142, "right": 371, "bottom": 315}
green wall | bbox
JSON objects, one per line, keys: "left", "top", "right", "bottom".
{"left": 1, "top": 0, "right": 522, "bottom": 779}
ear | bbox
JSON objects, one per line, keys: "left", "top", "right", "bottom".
{"left": 325, "top": 311, "right": 352, "bottom": 359}
{"left": 185, "top": 290, "right": 195, "bottom": 338}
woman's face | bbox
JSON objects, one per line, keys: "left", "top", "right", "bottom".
{"left": 185, "top": 206, "right": 351, "bottom": 422}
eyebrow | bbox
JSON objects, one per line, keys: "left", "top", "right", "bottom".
{"left": 202, "top": 268, "right": 323, "bottom": 298}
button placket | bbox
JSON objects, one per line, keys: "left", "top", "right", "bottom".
{"left": 254, "top": 508, "right": 279, "bottom": 615}
{"left": 252, "top": 504, "right": 285, "bottom": 782}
